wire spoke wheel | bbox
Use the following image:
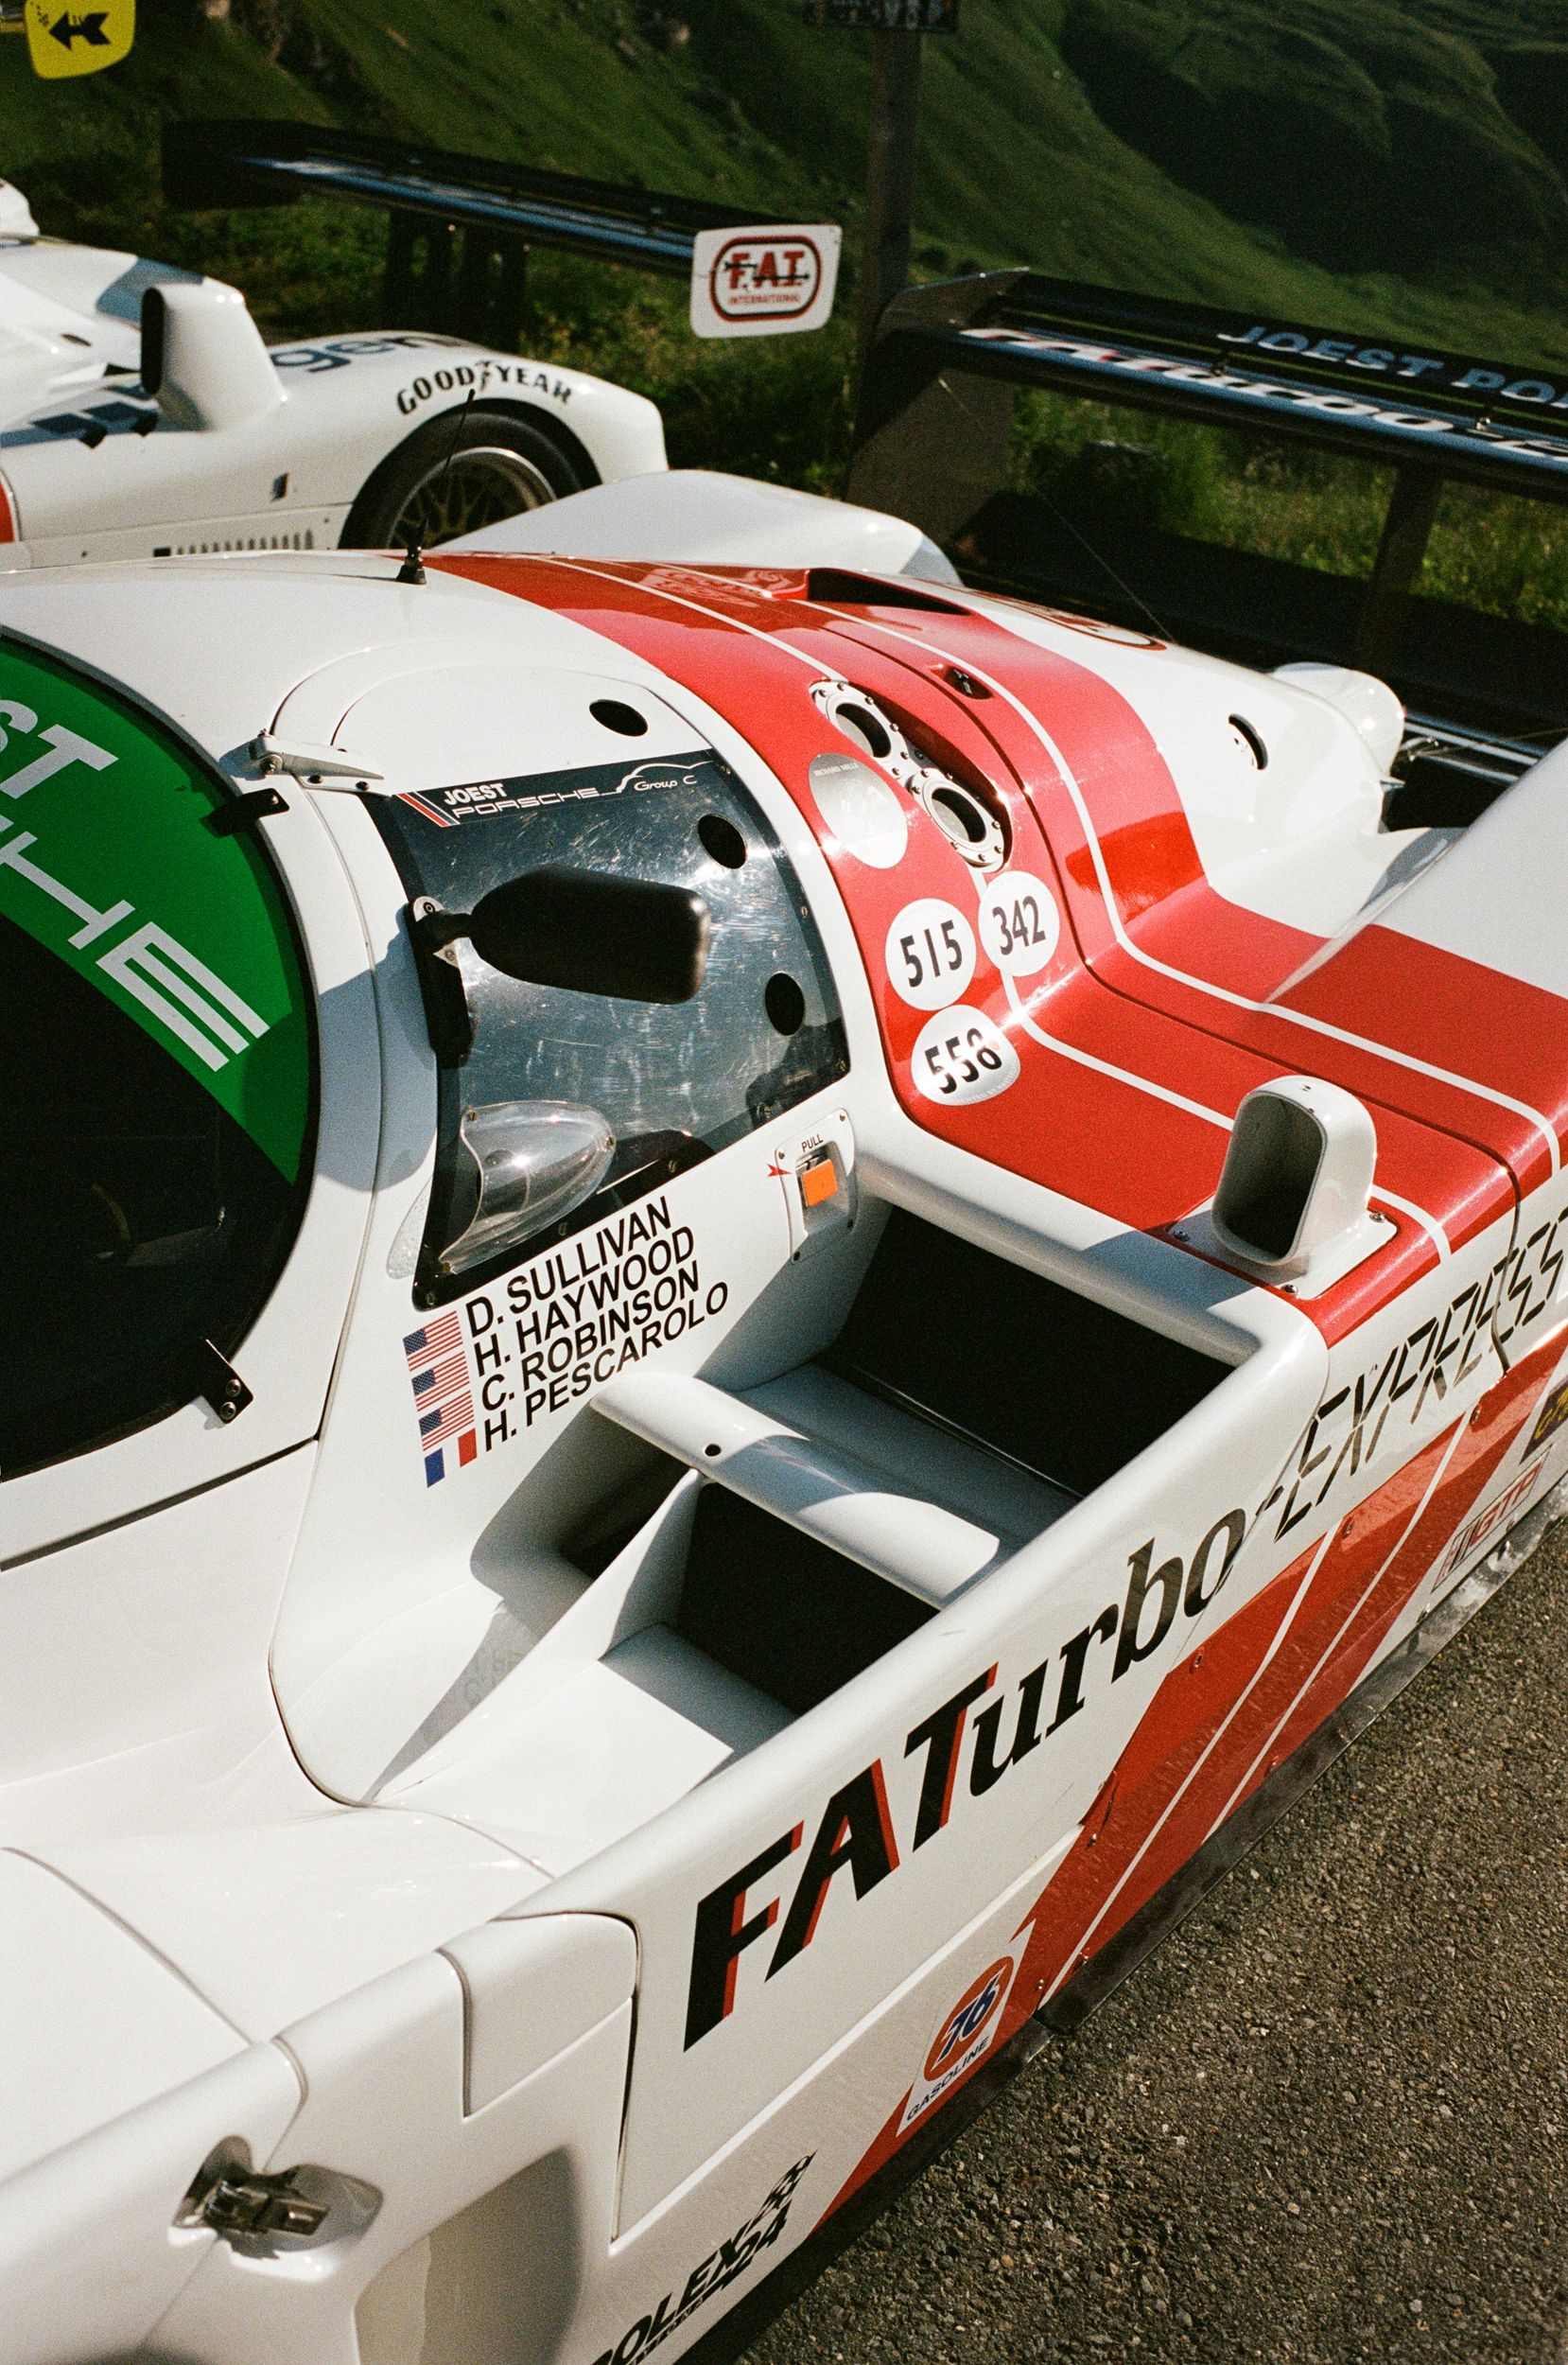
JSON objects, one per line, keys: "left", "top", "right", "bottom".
{"left": 342, "top": 406, "right": 589, "bottom": 552}
{"left": 390, "top": 446, "right": 559, "bottom": 548}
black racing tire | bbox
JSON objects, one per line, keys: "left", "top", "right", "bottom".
{"left": 341, "top": 406, "right": 592, "bottom": 550}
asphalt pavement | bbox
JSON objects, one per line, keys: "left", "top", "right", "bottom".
{"left": 740, "top": 1520, "right": 1568, "bottom": 2365}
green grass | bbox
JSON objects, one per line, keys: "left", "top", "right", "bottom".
{"left": 3, "top": 1, "right": 1568, "bottom": 627}
{"left": 1011, "top": 389, "right": 1568, "bottom": 628}
{"left": 466, "top": 255, "right": 859, "bottom": 489}
{"left": 1422, "top": 482, "right": 1568, "bottom": 629}
{"left": 10, "top": 0, "right": 1568, "bottom": 359}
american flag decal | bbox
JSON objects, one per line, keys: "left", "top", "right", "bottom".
{"left": 404, "top": 1316, "right": 477, "bottom": 1485}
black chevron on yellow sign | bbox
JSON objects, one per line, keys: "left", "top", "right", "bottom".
{"left": 23, "top": 0, "right": 131, "bottom": 77}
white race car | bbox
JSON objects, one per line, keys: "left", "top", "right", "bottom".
{"left": 5, "top": 507, "right": 1568, "bottom": 2365}
{"left": 0, "top": 175, "right": 665, "bottom": 568}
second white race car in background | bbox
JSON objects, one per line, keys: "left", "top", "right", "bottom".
{"left": 0, "top": 174, "right": 666, "bottom": 567}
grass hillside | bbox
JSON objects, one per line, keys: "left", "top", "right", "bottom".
{"left": 3, "top": 0, "right": 1568, "bottom": 487}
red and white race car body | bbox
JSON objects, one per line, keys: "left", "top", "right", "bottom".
{"left": 2, "top": 541, "right": 1565, "bottom": 2365}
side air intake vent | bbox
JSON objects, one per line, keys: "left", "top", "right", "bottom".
{"left": 140, "top": 285, "right": 166, "bottom": 397}
{"left": 139, "top": 279, "right": 285, "bottom": 434}
{"left": 1211, "top": 1077, "right": 1387, "bottom": 1290}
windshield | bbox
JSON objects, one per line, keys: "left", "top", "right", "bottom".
{"left": 0, "top": 642, "right": 314, "bottom": 1479}
{"left": 373, "top": 742, "right": 848, "bottom": 1305}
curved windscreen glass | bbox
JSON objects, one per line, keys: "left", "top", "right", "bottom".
{"left": 0, "top": 644, "right": 314, "bottom": 1480}
{"left": 373, "top": 744, "right": 848, "bottom": 1305}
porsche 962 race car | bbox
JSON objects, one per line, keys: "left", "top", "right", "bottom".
{"left": 0, "top": 173, "right": 664, "bottom": 568}
{"left": 5, "top": 519, "right": 1568, "bottom": 2365}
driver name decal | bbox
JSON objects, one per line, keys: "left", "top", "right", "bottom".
{"left": 493, "top": 1195, "right": 729, "bottom": 1433}
{"left": 406, "top": 1195, "right": 731, "bottom": 1478}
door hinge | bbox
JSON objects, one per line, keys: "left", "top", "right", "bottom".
{"left": 177, "top": 2146, "right": 382, "bottom": 2253}
{"left": 407, "top": 895, "right": 475, "bottom": 1065}
{"left": 250, "top": 730, "right": 384, "bottom": 787}
{"left": 192, "top": 1336, "right": 253, "bottom": 1425}
{"left": 184, "top": 2165, "right": 329, "bottom": 2243}
{"left": 207, "top": 784, "right": 288, "bottom": 836}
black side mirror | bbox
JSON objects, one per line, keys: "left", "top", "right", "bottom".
{"left": 421, "top": 865, "right": 711, "bottom": 1004}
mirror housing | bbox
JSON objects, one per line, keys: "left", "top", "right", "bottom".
{"left": 426, "top": 866, "right": 711, "bottom": 1004}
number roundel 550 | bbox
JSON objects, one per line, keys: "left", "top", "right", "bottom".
{"left": 911, "top": 1006, "right": 1020, "bottom": 1105}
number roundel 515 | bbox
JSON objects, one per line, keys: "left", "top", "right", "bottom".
{"left": 885, "top": 898, "right": 977, "bottom": 1010}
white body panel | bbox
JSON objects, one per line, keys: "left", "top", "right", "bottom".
{"left": 447, "top": 465, "right": 960, "bottom": 582}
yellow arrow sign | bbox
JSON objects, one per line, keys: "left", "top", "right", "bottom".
{"left": 24, "top": 0, "right": 132, "bottom": 77}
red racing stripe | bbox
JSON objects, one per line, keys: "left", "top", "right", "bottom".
{"left": 432, "top": 556, "right": 1517, "bottom": 1336}
{"left": 435, "top": 554, "right": 1251, "bottom": 1228}
{"left": 811, "top": 598, "right": 1566, "bottom": 1196}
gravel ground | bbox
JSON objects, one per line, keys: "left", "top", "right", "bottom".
{"left": 740, "top": 1522, "right": 1568, "bottom": 2365}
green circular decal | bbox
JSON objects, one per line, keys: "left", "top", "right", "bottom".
{"left": 0, "top": 644, "right": 311, "bottom": 1182}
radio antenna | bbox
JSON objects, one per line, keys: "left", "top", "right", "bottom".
{"left": 397, "top": 389, "right": 475, "bottom": 586}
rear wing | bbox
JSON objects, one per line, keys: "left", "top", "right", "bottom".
{"left": 848, "top": 272, "right": 1568, "bottom": 744}
{"left": 163, "top": 119, "right": 758, "bottom": 350}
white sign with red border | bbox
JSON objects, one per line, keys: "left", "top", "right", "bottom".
{"left": 689, "top": 222, "right": 843, "bottom": 339}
